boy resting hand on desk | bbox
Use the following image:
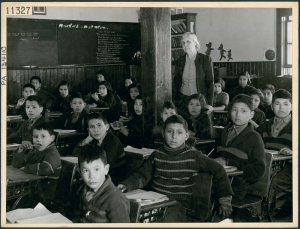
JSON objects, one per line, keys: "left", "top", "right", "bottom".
{"left": 12, "top": 122, "right": 61, "bottom": 205}
{"left": 214, "top": 94, "right": 266, "bottom": 201}
{"left": 117, "top": 115, "right": 233, "bottom": 222}
{"left": 257, "top": 89, "right": 292, "bottom": 216}
{"left": 7, "top": 95, "right": 47, "bottom": 146}
{"left": 69, "top": 144, "right": 130, "bottom": 223}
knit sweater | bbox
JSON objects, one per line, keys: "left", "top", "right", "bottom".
{"left": 73, "top": 130, "right": 124, "bottom": 167}
{"left": 71, "top": 175, "right": 130, "bottom": 223}
{"left": 232, "top": 85, "right": 255, "bottom": 97}
{"left": 121, "top": 143, "right": 233, "bottom": 209}
{"left": 213, "top": 92, "right": 229, "bottom": 108}
{"left": 61, "top": 110, "right": 88, "bottom": 134}
{"left": 256, "top": 117, "right": 292, "bottom": 150}
{"left": 216, "top": 123, "right": 266, "bottom": 184}
{"left": 12, "top": 142, "right": 61, "bottom": 178}
{"left": 7, "top": 116, "right": 46, "bottom": 144}
{"left": 186, "top": 111, "right": 213, "bottom": 139}
{"left": 252, "top": 108, "right": 266, "bottom": 127}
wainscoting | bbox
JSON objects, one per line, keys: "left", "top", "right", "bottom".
{"left": 7, "top": 65, "right": 131, "bottom": 104}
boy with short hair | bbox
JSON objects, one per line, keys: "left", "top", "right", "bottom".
{"left": 118, "top": 115, "right": 233, "bottom": 222}
{"left": 7, "top": 95, "right": 46, "bottom": 145}
{"left": 12, "top": 122, "right": 61, "bottom": 205}
{"left": 257, "top": 89, "right": 292, "bottom": 216}
{"left": 150, "top": 101, "right": 177, "bottom": 147}
{"left": 30, "top": 76, "right": 56, "bottom": 109}
{"left": 261, "top": 84, "right": 275, "bottom": 119}
{"left": 215, "top": 94, "right": 266, "bottom": 200}
{"left": 248, "top": 88, "right": 266, "bottom": 128}
{"left": 11, "top": 83, "right": 36, "bottom": 118}
{"left": 70, "top": 144, "right": 130, "bottom": 223}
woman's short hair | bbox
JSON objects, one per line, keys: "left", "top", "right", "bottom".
{"left": 214, "top": 78, "right": 226, "bottom": 90}
{"left": 181, "top": 32, "right": 200, "bottom": 51}
{"left": 98, "top": 80, "right": 113, "bottom": 94}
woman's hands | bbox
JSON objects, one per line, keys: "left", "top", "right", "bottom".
{"left": 117, "top": 184, "right": 127, "bottom": 193}
{"left": 91, "top": 93, "right": 99, "bottom": 102}
{"left": 205, "top": 105, "right": 213, "bottom": 115}
{"left": 119, "top": 126, "right": 129, "bottom": 136}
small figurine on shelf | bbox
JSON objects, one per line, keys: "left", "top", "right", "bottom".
{"left": 131, "top": 50, "right": 141, "bottom": 65}
{"left": 218, "top": 44, "right": 226, "bottom": 61}
{"left": 227, "top": 49, "right": 233, "bottom": 61}
{"left": 205, "top": 42, "right": 214, "bottom": 56}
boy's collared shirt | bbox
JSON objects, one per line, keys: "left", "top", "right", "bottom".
{"left": 271, "top": 114, "right": 292, "bottom": 137}
{"left": 226, "top": 123, "right": 248, "bottom": 145}
{"left": 27, "top": 114, "right": 42, "bottom": 130}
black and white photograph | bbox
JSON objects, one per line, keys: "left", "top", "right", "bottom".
{"left": 2, "top": 2, "right": 298, "bottom": 227}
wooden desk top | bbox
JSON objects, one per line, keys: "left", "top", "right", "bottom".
{"left": 7, "top": 165, "right": 47, "bottom": 184}
{"left": 56, "top": 132, "right": 86, "bottom": 139}
{"left": 7, "top": 144, "right": 21, "bottom": 152}
{"left": 194, "top": 139, "right": 215, "bottom": 145}
{"left": 272, "top": 154, "right": 292, "bottom": 161}
{"left": 61, "top": 156, "right": 78, "bottom": 164}
{"left": 226, "top": 170, "right": 243, "bottom": 176}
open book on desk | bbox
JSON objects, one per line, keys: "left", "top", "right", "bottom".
{"left": 6, "top": 203, "right": 72, "bottom": 224}
{"left": 124, "top": 189, "right": 169, "bottom": 206}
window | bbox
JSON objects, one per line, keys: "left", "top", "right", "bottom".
{"left": 278, "top": 9, "right": 292, "bottom": 76}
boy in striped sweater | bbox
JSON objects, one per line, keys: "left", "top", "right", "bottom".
{"left": 117, "top": 115, "right": 233, "bottom": 222}
{"left": 257, "top": 89, "right": 292, "bottom": 216}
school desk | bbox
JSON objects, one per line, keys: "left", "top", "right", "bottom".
{"left": 45, "top": 111, "right": 63, "bottom": 122}
{"left": 6, "top": 144, "right": 21, "bottom": 165}
{"left": 6, "top": 165, "right": 48, "bottom": 201}
{"left": 55, "top": 132, "right": 86, "bottom": 156}
{"left": 264, "top": 149, "right": 292, "bottom": 174}
{"left": 212, "top": 110, "right": 228, "bottom": 127}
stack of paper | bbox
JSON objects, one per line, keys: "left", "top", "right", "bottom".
{"left": 6, "top": 203, "right": 72, "bottom": 224}
{"left": 124, "top": 189, "right": 169, "bottom": 206}
{"left": 125, "top": 146, "right": 154, "bottom": 157}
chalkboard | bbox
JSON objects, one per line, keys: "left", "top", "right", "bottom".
{"left": 7, "top": 18, "right": 141, "bottom": 67}
{"left": 7, "top": 18, "right": 58, "bottom": 67}
{"left": 58, "top": 20, "right": 140, "bottom": 65}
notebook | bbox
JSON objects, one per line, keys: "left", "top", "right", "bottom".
{"left": 124, "top": 189, "right": 169, "bottom": 206}
{"left": 6, "top": 203, "right": 72, "bottom": 224}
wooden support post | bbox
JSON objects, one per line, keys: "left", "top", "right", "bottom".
{"left": 140, "top": 8, "right": 171, "bottom": 131}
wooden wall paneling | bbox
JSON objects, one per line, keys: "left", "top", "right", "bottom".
{"left": 16, "top": 70, "right": 21, "bottom": 104}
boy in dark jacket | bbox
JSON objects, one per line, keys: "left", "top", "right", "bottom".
{"left": 257, "top": 89, "right": 292, "bottom": 216}
{"left": 70, "top": 144, "right": 130, "bottom": 223}
{"left": 12, "top": 122, "right": 61, "bottom": 205}
{"left": 215, "top": 94, "right": 266, "bottom": 200}
{"left": 73, "top": 113, "right": 125, "bottom": 183}
{"left": 118, "top": 115, "right": 233, "bottom": 222}
{"left": 7, "top": 95, "right": 46, "bottom": 145}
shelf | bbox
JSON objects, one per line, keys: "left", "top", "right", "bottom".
{"left": 171, "top": 33, "right": 185, "bottom": 37}
{"left": 171, "top": 47, "right": 183, "bottom": 50}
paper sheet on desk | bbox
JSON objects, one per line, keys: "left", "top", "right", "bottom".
{"left": 6, "top": 203, "right": 51, "bottom": 223}
{"left": 125, "top": 146, "right": 154, "bottom": 156}
{"left": 124, "top": 190, "right": 169, "bottom": 206}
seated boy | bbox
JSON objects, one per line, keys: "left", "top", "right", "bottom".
{"left": 117, "top": 115, "right": 233, "bottom": 222}
{"left": 10, "top": 83, "right": 36, "bottom": 119}
{"left": 214, "top": 94, "right": 266, "bottom": 200}
{"left": 12, "top": 122, "right": 61, "bottom": 205}
{"left": 7, "top": 95, "right": 46, "bottom": 145}
{"left": 30, "top": 76, "right": 56, "bottom": 109}
{"left": 257, "top": 89, "right": 292, "bottom": 216}
{"left": 260, "top": 84, "right": 275, "bottom": 119}
{"left": 73, "top": 113, "right": 125, "bottom": 183}
{"left": 69, "top": 144, "right": 130, "bottom": 223}
{"left": 150, "top": 101, "right": 177, "bottom": 147}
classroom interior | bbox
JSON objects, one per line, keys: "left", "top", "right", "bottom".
{"left": 5, "top": 7, "right": 294, "bottom": 224}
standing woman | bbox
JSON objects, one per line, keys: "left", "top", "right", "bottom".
{"left": 173, "top": 32, "right": 214, "bottom": 115}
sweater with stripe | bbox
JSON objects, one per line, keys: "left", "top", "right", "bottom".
{"left": 121, "top": 143, "right": 233, "bottom": 208}
{"left": 256, "top": 117, "right": 292, "bottom": 151}
{"left": 12, "top": 142, "right": 61, "bottom": 178}
{"left": 216, "top": 123, "right": 266, "bottom": 184}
